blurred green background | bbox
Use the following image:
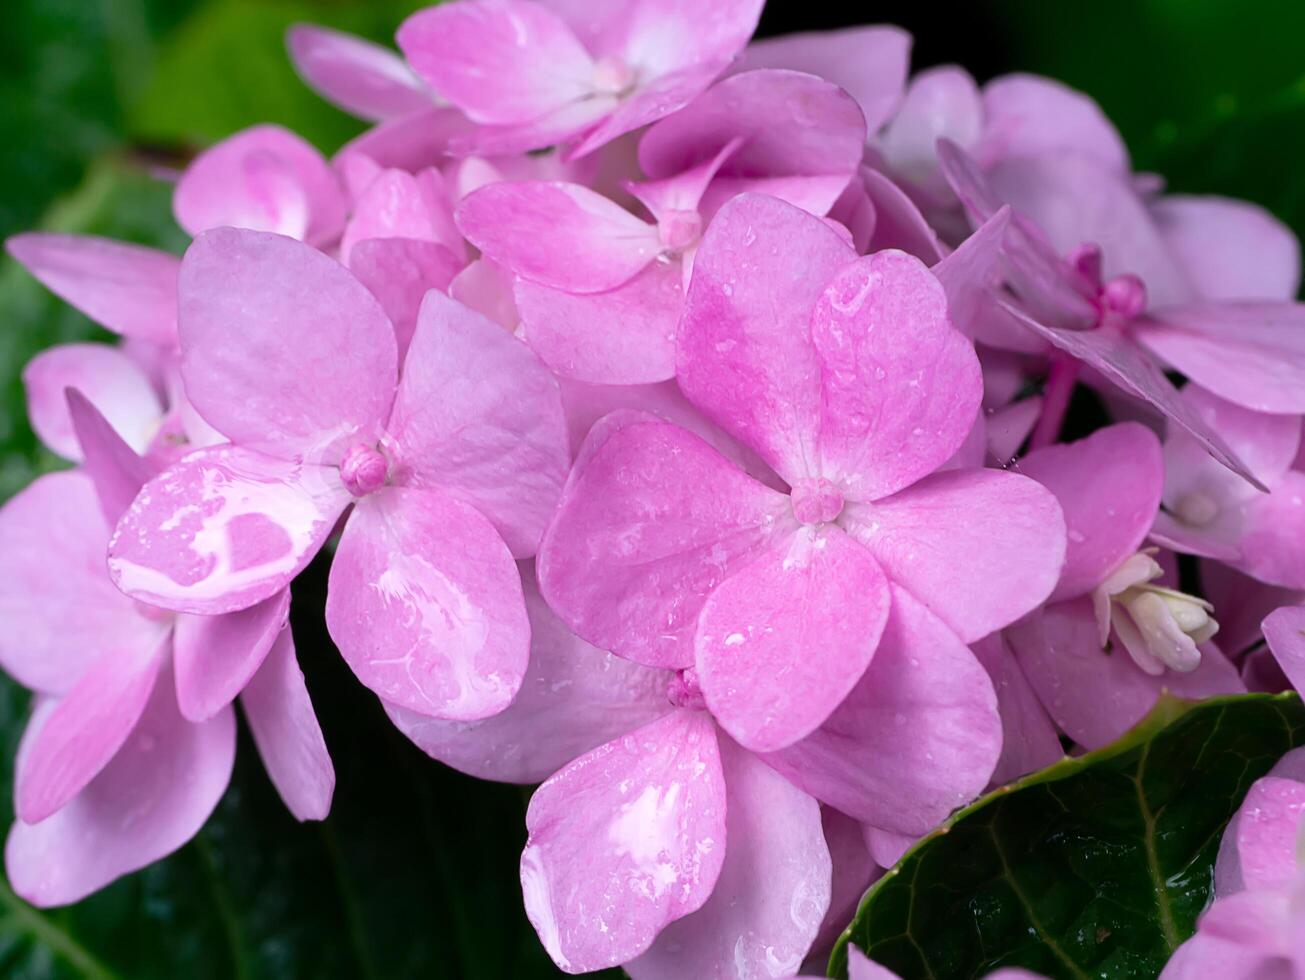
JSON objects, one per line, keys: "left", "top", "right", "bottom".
{"left": 0, "top": 0, "right": 1301, "bottom": 976}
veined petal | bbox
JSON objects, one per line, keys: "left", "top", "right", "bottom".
{"left": 677, "top": 193, "right": 855, "bottom": 483}
{"left": 811, "top": 250, "right": 983, "bottom": 501}
{"left": 842, "top": 468, "right": 1065, "bottom": 642}
{"left": 326, "top": 487, "right": 528, "bottom": 720}
{"left": 457, "top": 181, "right": 659, "bottom": 293}
{"left": 0, "top": 471, "right": 162, "bottom": 695}
{"left": 696, "top": 525, "right": 890, "bottom": 753}
{"left": 627, "top": 738, "right": 830, "bottom": 980}
{"left": 178, "top": 228, "right": 397, "bottom": 463}
{"left": 172, "top": 590, "right": 290, "bottom": 722}
{"left": 174, "top": 124, "right": 346, "bottom": 246}
{"left": 1015, "top": 423, "right": 1164, "bottom": 602}
{"left": 5, "top": 233, "right": 179, "bottom": 345}
{"left": 386, "top": 573, "right": 667, "bottom": 784}
{"left": 108, "top": 445, "right": 350, "bottom": 615}
{"left": 16, "top": 637, "right": 167, "bottom": 824}
{"left": 24, "top": 343, "right": 162, "bottom": 460}
{"left": 240, "top": 625, "right": 334, "bottom": 821}
{"left": 6, "top": 663, "right": 235, "bottom": 908}
{"left": 516, "top": 260, "right": 681, "bottom": 385}
{"left": 733, "top": 25, "right": 910, "bottom": 132}
{"left": 386, "top": 290, "right": 569, "bottom": 557}
{"left": 521, "top": 710, "right": 727, "bottom": 973}
{"left": 397, "top": 0, "right": 596, "bottom": 125}
{"left": 764, "top": 585, "right": 1001, "bottom": 835}
{"left": 286, "top": 23, "right": 430, "bottom": 122}
{"left": 538, "top": 418, "right": 794, "bottom": 669}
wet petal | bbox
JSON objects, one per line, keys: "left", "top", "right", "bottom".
{"left": 326, "top": 487, "right": 528, "bottom": 719}
{"left": 172, "top": 590, "right": 290, "bottom": 722}
{"left": 521, "top": 710, "right": 726, "bottom": 973}
{"left": 109, "top": 445, "right": 350, "bottom": 615}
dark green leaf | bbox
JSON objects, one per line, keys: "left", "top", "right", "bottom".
{"left": 829, "top": 693, "right": 1305, "bottom": 979}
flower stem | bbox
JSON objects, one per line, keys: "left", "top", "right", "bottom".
{"left": 1030, "top": 355, "right": 1079, "bottom": 449}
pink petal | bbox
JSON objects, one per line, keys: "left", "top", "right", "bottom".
{"left": 174, "top": 124, "right": 345, "bottom": 246}
{"left": 385, "top": 290, "right": 569, "bottom": 557}
{"left": 697, "top": 526, "right": 890, "bottom": 752}
{"left": 599, "top": 0, "right": 763, "bottom": 84}
{"left": 763, "top": 585, "right": 1001, "bottom": 834}
{"left": 5, "top": 233, "right": 180, "bottom": 345}
{"left": 449, "top": 256, "right": 519, "bottom": 329}
{"left": 1219, "top": 774, "right": 1305, "bottom": 894}
{"left": 520, "top": 709, "right": 727, "bottom": 973}
{"left": 109, "top": 445, "right": 350, "bottom": 615}
{"left": 971, "top": 633, "right": 1063, "bottom": 785}
{"left": 538, "top": 418, "right": 794, "bottom": 669}
{"left": 1009, "top": 598, "right": 1244, "bottom": 749}
{"left": 733, "top": 26, "right": 911, "bottom": 132}
{"left": 516, "top": 259, "right": 680, "bottom": 384}
{"left": 979, "top": 74, "right": 1129, "bottom": 173}
{"left": 677, "top": 193, "right": 855, "bottom": 483}
{"left": 335, "top": 106, "right": 478, "bottom": 175}
{"left": 240, "top": 625, "right": 334, "bottom": 821}
{"left": 397, "top": 0, "right": 595, "bottom": 125}
{"left": 16, "top": 638, "right": 167, "bottom": 824}
{"left": 457, "top": 182, "right": 658, "bottom": 293}
{"left": 986, "top": 152, "right": 1192, "bottom": 308}
{"left": 638, "top": 69, "right": 866, "bottom": 217}
{"left": 0, "top": 471, "right": 162, "bottom": 694}
{"left": 1134, "top": 303, "right": 1305, "bottom": 414}
{"left": 348, "top": 237, "right": 463, "bottom": 358}
{"left": 842, "top": 468, "right": 1066, "bottom": 643}
{"left": 627, "top": 738, "right": 830, "bottom": 980}
{"left": 878, "top": 66, "right": 982, "bottom": 196}
{"left": 811, "top": 250, "right": 983, "bottom": 501}
{"left": 6, "top": 664, "right": 235, "bottom": 908}
{"left": 1263, "top": 605, "right": 1305, "bottom": 697}
{"left": 931, "top": 207, "right": 1011, "bottom": 339}
{"left": 23, "top": 343, "right": 161, "bottom": 461}
{"left": 339, "top": 166, "right": 462, "bottom": 264}
{"left": 863, "top": 826, "right": 914, "bottom": 869}
{"left": 999, "top": 301, "right": 1263, "bottom": 489}
{"left": 286, "top": 23, "right": 430, "bottom": 122}
{"left": 1158, "top": 930, "right": 1278, "bottom": 980}
{"left": 1151, "top": 195, "right": 1301, "bottom": 302}
{"left": 814, "top": 808, "right": 883, "bottom": 954}
{"left": 1233, "top": 470, "right": 1305, "bottom": 589}
{"left": 65, "top": 388, "right": 156, "bottom": 525}
{"left": 178, "top": 228, "right": 397, "bottom": 463}
{"left": 847, "top": 946, "right": 902, "bottom": 980}
{"left": 1015, "top": 423, "right": 1164, "bottom": 602}
{"left": 859, "top": 167, "right": 945, "bottom": 262}
{"left": 172, "top": 590, "right": 290, "bottom": 722}
{"left": 386, "top": 572, "right": 667, "bottom": 783}
{"left": 326, "top": 487, "right": 527, "bottom": 719}
{"left": 1206, "top": 563, "right": 1302, "bottom": 659}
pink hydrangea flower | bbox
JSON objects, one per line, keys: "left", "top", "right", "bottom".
{"left": 539, "top": 192, "right": 1064, "bottom": 754}
{"left": 395, "top": 0, "right": 766, "bottom": 159}
{"left": 389, "top": 561, "right": 999, "bottom": 975}
{"left": 936, "top": 138, "right": 1305, "bottom": 488}
{"left": 106, "top": 228, "right": 569, "bottom": 720}
{"left": 1161, "top": 748, "right": 1305, "bottom": 978}
{"left": 1007, "top": 423, "right": 1244, "bottom": 749}
{"left": 456, "top": 68, "right": 867, "bottom": 384}
{"left": 0, "top": 393, "right": 332, "bottom": 906}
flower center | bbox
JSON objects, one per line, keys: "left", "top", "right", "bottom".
{"left": 791, "top": 478, "right": 844, "bottom": 526}
{"left": 658, "top": 208, "right": 702, "bottom": 253}
{"left": 1068, "top": 241, "right": 1147, "bottom": 331}
{"left": 339, "top": 443, "right": 388, "bottom": 498}
{"left": 666, "top": 668, "right": 706, "bottom": 710}
{"left": 1093, "top": 550, "right": 1218, "bottom": 675}
{"left": 1174, "top": 490, "right": 1220, "bottom": 527}
{"left": 592, "top": 56, "right": 636, "bottom": 96}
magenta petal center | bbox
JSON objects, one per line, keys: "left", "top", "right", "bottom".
{"left": 790, "top": 478, "right": 845, "bottom": 526}
{"left": 339, "top": 443, "right": 388, "bottom": 497}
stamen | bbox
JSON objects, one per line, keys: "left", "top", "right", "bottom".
{"left": 1093, "top": 550, "right": 1218, "bottom": 674}
{"left": 666, "top": 668, "right": 706, "bottom": 710}
{"left": 339, "top": 443, "right": 388, "bottom": 497}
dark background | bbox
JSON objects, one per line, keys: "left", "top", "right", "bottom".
{"left": 0, "top": 1, "right": 1301, "bottom": 976}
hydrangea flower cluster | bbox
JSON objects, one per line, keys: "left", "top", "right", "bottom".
{"left": 4, "top": 1, "right": 1305, "bottom": 976}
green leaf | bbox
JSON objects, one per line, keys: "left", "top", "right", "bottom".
{"left": 829, "top": 692, "right": 1305, "bottom": 979}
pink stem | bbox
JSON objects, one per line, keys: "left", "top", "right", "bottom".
{"left": 1029, "top": 356, "right": 1079, "bottom": 449}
